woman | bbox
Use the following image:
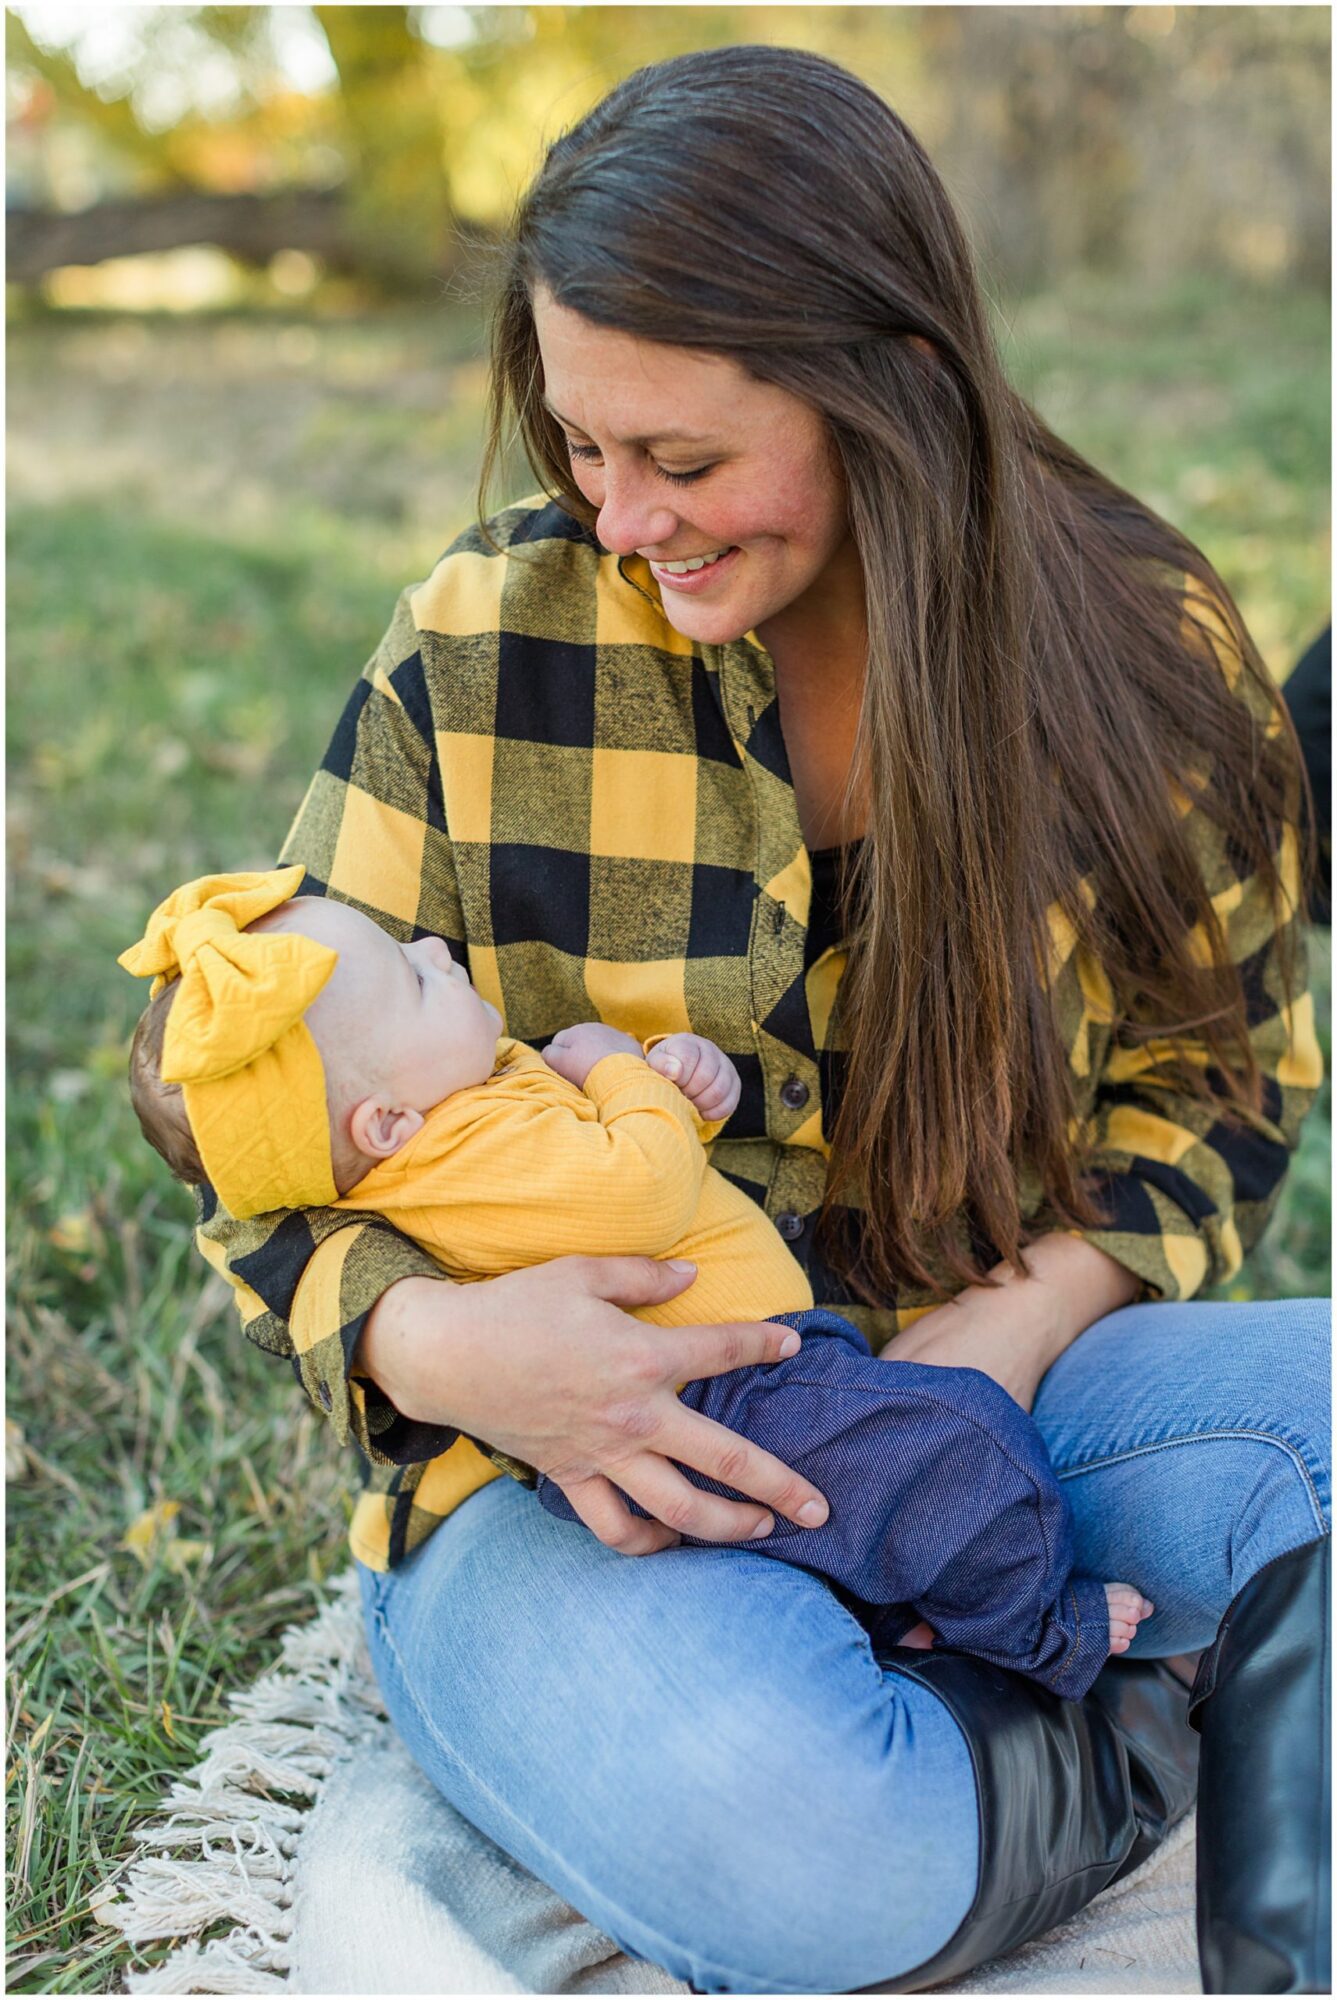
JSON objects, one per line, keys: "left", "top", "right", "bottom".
{"left": 201, "top": 46, "right": 1329, "bottom": 1993}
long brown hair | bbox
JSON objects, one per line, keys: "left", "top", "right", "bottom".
{"left": 475, "top": 44, "right": 1315, "bottom": 1302}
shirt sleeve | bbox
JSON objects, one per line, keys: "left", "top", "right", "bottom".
{"left": 193, "top": 583, "right": 467, "bottom": 1463}
{"left": 411, "top": 1053, "right": 717, "bottom": 1274}
{"left": 1065, "top": 596, "right": 1324, "bottom": 1303}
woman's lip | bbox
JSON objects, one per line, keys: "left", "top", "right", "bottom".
{"left": 648, "top": 546, "right": 741, "bottom": 591}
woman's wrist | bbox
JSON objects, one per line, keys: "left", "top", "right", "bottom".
{"left": 953, "top": 1232, "right": 1141, "bottom": 1363}
{"left": 353, "top": 1273, "right": 461, "bottom": 1424}
{"left": 891, "top": 1232, "right": 1141, "bottom": 1408}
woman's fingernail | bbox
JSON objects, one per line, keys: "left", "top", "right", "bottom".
{"left": 778, "top": 1331, "right": 801, "bottom": 1358}
{"left": 750, "top": 1515, "right": 775, "bottom": 1538}
{"left": 799, "top": 1500, "right": 828, "bottom": 1526}
{"left": 667, "top": 1259, "right": 696, "bottom": 1273}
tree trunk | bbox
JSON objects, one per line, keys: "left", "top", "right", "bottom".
{"left": 6, "top": 189, "right": 494, "bottom": 286}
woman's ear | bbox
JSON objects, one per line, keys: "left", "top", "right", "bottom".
{"left": 349, "top": 1096, "right": 425, "bottom": 1160}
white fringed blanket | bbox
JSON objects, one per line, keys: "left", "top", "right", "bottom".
{"left": 100, "top": 1570, "right": 1200, "bottom": 1994}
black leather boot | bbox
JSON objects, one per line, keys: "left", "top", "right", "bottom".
{"left": 857, "top": 1647, "right": 1199, "bottom": 1993}
{"left": 1188, "top": 1533, "right": 1331, "bottom": 1994}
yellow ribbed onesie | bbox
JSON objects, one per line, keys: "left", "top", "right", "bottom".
{"left": 333, "top": 1035, "right": 813, "bottom": 1327}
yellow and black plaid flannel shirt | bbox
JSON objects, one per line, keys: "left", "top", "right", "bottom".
{"left": 195, "top": 493, "right": 1324, "bottom": 1570}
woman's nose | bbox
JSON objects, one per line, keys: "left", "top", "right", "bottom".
{"left": 594, "top": 475, "right": 680, "bottom": 559}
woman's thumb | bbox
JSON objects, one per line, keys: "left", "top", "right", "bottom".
{"left": 586, "top": 1255, "right": 698, "bottom": 1307}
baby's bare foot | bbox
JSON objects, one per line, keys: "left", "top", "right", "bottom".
{"left": 899, "top": 1619, "right": 935, "bottom": 1650}
{"left": 1105, "top": 1581, "right": 1154, "bottom": 1654}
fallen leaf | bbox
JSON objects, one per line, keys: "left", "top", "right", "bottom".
{"left": 87, "top": 1882, "right": 123, "bottom": 1926}
{"left": 6, "top": 1420, "right": 28, "bottom": 1482}
{"left": 163, "top": 1538, "right": 208, "bottom": 1576}
{"left": 120, "top": 1499, "right": 181, "bottom": 1565}
{"left": 47, "top": 1211, "right": 93, "bottom": 1254}
{"left": 160, "top": 1700, "right": 175, "bottom": 1741}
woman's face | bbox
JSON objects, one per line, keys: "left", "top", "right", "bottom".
{"left": 532, "top": 284, "right": 860, "bottom": 649}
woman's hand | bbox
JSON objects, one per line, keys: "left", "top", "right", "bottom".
{"left": 355, "top": 1256, "right": 831, "bottom": 1555}
{"left": 885, "top": 1302, "right": 1053, "bottom": 1412}
{"left": 884, "top": 1234, "right": 1142, "bottom": 1410}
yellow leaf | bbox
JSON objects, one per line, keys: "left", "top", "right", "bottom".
{"left": 48, "top": 1211, "right": 93, "bottom": 1254}
{"left": 163, "top": 1539, "right": 208, "bottom": 1576}
{"left": 120, "top": 1499, "right": 181, "bottom": 1565}
{"left": 160, "top": 1700, "right": 175, "bottom": 1741}
{"left": 28, "top": 1713, "right": 53, "bottom": 1755}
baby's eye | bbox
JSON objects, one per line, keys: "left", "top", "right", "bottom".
{"left": 415, "top": 967, "right": 425, "bottom": 992}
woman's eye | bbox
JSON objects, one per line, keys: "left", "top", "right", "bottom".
{"left": 563, "top": 439, "right": 713, "bottom": 487}
{"left": 656, "top": 464, "right": 714, "bottom": 487}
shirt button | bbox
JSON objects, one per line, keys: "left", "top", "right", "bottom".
{"left": 775, "top": 1210, "right": 805, "bottom": 1241}
{"left": 318, "top": 1382, "right": 333, "bottom": 1411}
{"left": 780, "top": 1075, "right": 809, "bottom": 1110}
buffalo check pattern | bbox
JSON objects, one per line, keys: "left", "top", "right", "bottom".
{"left": 195, "top": 494, "right": 1323, "bottom": 1570}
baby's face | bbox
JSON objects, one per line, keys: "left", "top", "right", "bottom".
{"left": 264, "top": 897, "right": 501, "bottom": 1114}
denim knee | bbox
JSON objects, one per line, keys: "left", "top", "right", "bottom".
{"left": 612, "top": 1670, "right": 979, "bottom": 1993}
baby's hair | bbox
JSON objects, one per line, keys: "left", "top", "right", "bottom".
{"left": 128, "top": 981, "right": 206, "bottom": 1187}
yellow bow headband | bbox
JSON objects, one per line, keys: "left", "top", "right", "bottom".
{"left": 118, "top": 867, "right": 340, "bottom": 1219}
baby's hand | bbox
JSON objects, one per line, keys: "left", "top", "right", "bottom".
{"left": 646, "top": 1034, "right": 741, "bottom": 1124}
{"left": 542, "top": 1022, "right": 643, "bottom": 1090}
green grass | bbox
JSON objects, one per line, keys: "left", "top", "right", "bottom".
{"left": 6, "top": 280, "right": 1331, "bottom": 1989}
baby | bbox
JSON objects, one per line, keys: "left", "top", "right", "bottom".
{"left": 121, "top": 867, "right": 1152, "bottom": 1698}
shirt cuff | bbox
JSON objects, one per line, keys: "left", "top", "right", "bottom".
{"left": 291, "top": 1222, "right": 461, "bottom": 1464}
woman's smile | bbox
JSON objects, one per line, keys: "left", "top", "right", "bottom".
{"left": 531, "top": 283, "right": 860, "bottom": 651}
{"left": 646, "top": 545, "right": 743, "bottom": 592}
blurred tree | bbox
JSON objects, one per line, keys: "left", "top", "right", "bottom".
{"left": 5, "top": 4, "right": 1329, "bottom": 297}
{"left": 311, "top": 5, "right": 459, "bottom": 283}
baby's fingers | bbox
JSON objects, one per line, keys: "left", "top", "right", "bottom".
{"left": 650, "top": 1036, "right": 701, "bottom": 1087}
{"left": 688, "top": 1056, "right": 740, "bottom": 1121}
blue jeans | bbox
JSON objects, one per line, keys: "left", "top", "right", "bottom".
{"left": 359, "top": 1296, "right": 1330, "bottom": 1994}
{"left": 537, "top": 1309, "right": 1114, "bottom": 1699}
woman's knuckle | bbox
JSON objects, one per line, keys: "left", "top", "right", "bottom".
{"left": 604, "top": 1398, "right": 659, "bottom": 1442}
{"left": 712, "top": 1440, "right": 752, "bottom": 1490}
{"left": 717, "top": 1327, "right": 746, "bottom": 1371}
{"left": 656, "top": 1491, "right": 698, "bottom": 1533}
{"left": 775, "top": 1480, "right": 811, "bottom": 1519}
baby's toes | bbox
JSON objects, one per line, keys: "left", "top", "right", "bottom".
{"left": 1104, "top": 1581, "right": 1154, "bottom": 1653}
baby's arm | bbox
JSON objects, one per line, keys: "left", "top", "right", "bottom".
{"left": 426, "top": 1024, "right": 720, "bottom": 1264}
{"left": 542, "top": 1024, "right": 739, "bottom": 1143}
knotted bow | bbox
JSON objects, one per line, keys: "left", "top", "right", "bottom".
{"left": 119, "top": 868, "right": 341, "bottom": 1218}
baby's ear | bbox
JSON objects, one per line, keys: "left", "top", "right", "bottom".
{"left": 349, "top": 1097, "right": 424, "bottom": 1160}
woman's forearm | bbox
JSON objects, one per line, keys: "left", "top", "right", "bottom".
{"left": 354, "top": 1274, "right": 460, "bottom": 1422}
{"left": 889, "top": 1232, "right": 1142, "bottom": 1408}
{"left": 955, "top": 1232, "right": 1141, "bottom": 1360}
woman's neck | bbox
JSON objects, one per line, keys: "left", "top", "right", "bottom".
{"left": 756, "top": 543, "right": 870, "bottom": 853}
{"left": 754, "top": 534, "right": 868, "bottom": 691}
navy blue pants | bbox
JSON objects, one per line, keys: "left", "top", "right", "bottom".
{"left": 538, "top": 1307, "right": 1111, "bottom": 1699}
